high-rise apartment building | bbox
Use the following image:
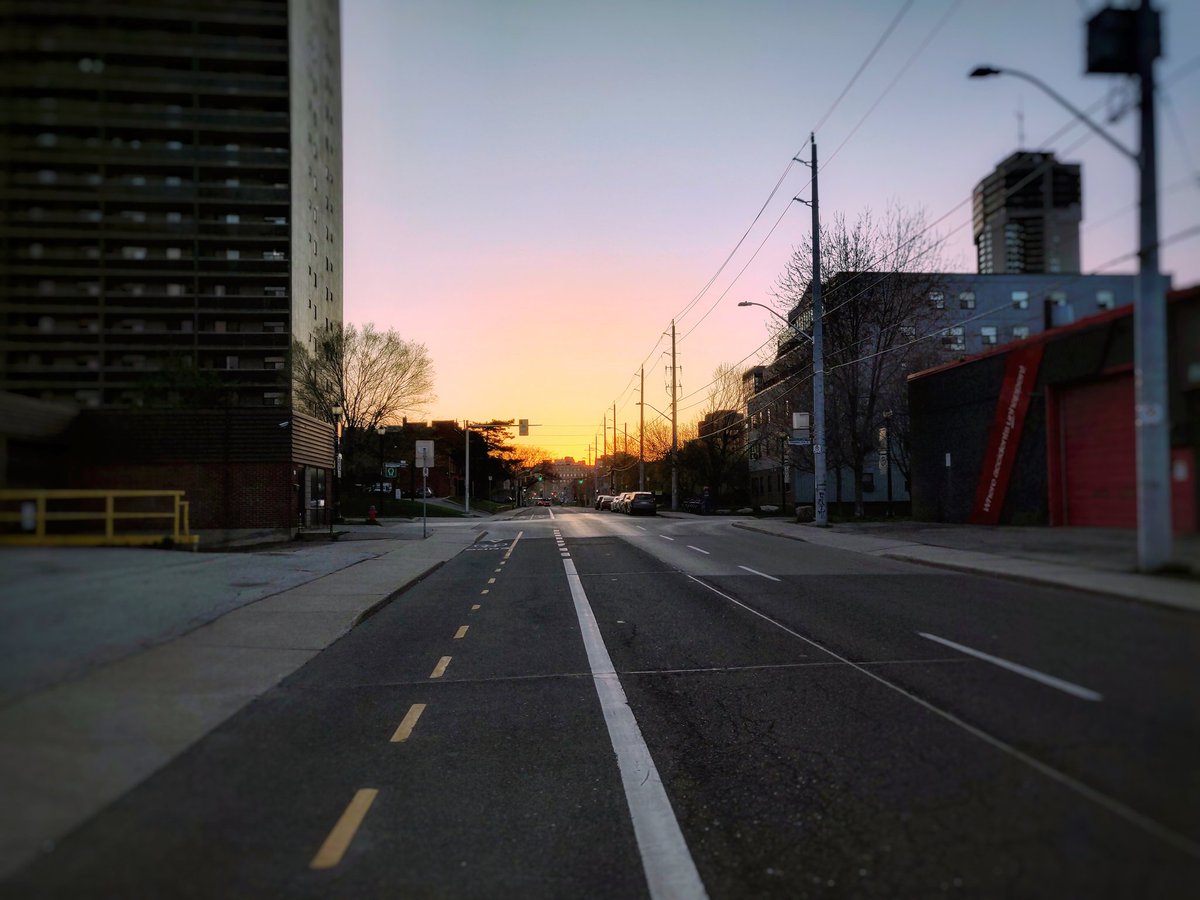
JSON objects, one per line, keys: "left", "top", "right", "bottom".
{"left": 0, "top": 0, "right": 343, "bottom": 409}
{"left": 973, "top": 151, "right": 1081, "bottom": 275}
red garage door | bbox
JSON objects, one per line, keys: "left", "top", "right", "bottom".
{"left": 1059, "top": 373, "right": 1136, "bottom": 527}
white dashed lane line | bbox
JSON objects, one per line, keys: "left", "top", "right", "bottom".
{"left": 687, "top": 546, "right": 710, "bottom": 555}
{"left": 738, "top": 565, "right": 780, "bottom": 582}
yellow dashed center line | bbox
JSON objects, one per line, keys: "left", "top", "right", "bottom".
{"left": 487, "top": 577, "right": 496, "bottom": 584}
{"left": 430, "top": 656, "right": 451, "bottom": 678}
{"left": 390, "top": 703, "right": 426, "bottom": 743}
{"left": 454, "top": 625, "right": 469, "bottom": 640}
{"left": 309, "top": 788, "right": 378, "bottom": 870}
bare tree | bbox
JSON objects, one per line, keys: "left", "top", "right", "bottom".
{"left": 292, "top": 323, "right": 436, "bottom": 430}
{"left": 678, "top": 363, "right": 750, "bottom": 505}
{"left": 772, "top": 204, "right": 948, "bottom": 516}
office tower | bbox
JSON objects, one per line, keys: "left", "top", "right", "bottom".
{"left": 972, "top": 151, "right": 1081, "bottom": 275}
{"left": 0, "top": 0, "right": 343, "bottom": 409}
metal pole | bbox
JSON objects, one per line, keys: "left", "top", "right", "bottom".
{"left": 671, "top": 320, "right": 678, "bottom": 511}
{"left": 639, "top": 366, "right": 645, "bottom": 491}
{"left": 464, "top": 420, "right": 470, "bottom": 514}
{"left": 612, "top": 403, "right": 617, "bottom": 494}
{"left": 810, "top": 134, "right": 828, "bottom": 527}
{"left": 1135, "top": 0, "right": 1171, "bottom": 571}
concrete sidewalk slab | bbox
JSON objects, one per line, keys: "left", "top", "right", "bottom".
{"left": 0, "top": 523, "right": 482, "bottom": 880}
{"left": 731, "top": 519, "right": 1200, "bottom": 613}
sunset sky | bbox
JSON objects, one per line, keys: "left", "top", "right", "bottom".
{"left": 342, "top": 0, "right": 1200, "bottom": 462}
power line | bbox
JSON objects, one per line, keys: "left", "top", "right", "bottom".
{"left": 812, "top": 0, "right": 916, "bottom": 134}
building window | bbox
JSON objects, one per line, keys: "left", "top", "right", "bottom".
{"left": 899, "top": 325, "right": 916, "bottom": 337}
{"left": 930, "top": 291, "right": 945, "bottom": 309}
{"left": 981, "top": 326, "right": 998, "bottom": 345}
{"left": 1012, "top": 290, "right": 1029, "bottom": 309}
{"left": 1097, "top": 290, "right": 1115, "bottom": 310}
{"left": 263, "top": 392, "right": 284, "bottom": 407}
{"left": 225, "top": 356, "right": 239, "bottom": 370}
{"left": 1013, "top": 325, "right": 1030, "bottom": 339}
{"left": 959, "top": 291, "right": 976, "bottom": 309}
{"left": 942, "top": 326, "right": 965, "bottom": 351}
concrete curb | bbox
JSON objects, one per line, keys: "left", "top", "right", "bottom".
{"left": 730, "top": 520, "right": 1200, "bottom": 614}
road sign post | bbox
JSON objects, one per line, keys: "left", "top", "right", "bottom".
{"left": 414, "top": 441, "right": 434, "bottom": 539}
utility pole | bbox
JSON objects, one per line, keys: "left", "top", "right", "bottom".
{"left": 611, "top": 402, "right": 617, "bottom": 493}
{"left": 594, "top": 432, "right": 600, "bottom": 496}
{"left": 639, "top": 366, "right": 645, "bottom": 491}
{"left": 671, "top": 319, "right": 679, "bottom": 511}
{"left": 1132, "top": 0, "right": 1171, "bottom": 570}
{"left": 809, "top": 134, "right": 829, "bottom": 527}
{"left": 463, "top": 420, "right": 470, "bottom": 514}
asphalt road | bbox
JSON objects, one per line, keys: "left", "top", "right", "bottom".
{"left": 6, "top": 508, "right": 1199, "bottom": 898}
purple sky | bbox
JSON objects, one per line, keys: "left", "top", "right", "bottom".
{"left": 343, "top": 0, "right": 1200, "bottom": 460}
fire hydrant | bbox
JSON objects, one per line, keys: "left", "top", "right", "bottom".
{"left": 367, "top": 505, "right": 377, "bottom": 523}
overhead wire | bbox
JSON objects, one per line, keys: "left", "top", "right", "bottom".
{"left": 601, "top": 0, "right": 925, "bottom": 428}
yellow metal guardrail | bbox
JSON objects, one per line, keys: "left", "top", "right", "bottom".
{"left": 0, "top": 489, "right": 199, "bottom": 548}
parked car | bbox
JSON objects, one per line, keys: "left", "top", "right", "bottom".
{"left": 536, "top": 497, "right": 552, "bottom": 507}
{"left": 615, "top": 492, "right": 634, "bottom": 513}
{"left": 628, "top": 492, "right": 657, "bottom": 515}
{"left": 597, "top": 495, "right": 615, "bottom": 510}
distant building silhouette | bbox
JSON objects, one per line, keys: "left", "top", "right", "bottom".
{"left": 973, "top": 151, "right": 1081, "bottom": 275}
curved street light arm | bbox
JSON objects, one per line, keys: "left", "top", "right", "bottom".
{"left": 970, "top": 65, "right": 1138, "bottom": 164}
{"left": 737, "top": 300, "right": 812, "bottom": 343}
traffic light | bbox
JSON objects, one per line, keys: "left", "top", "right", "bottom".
{"left": 537, "top": 475, "right": 543, "bottom": 481}
{"left": 578, "top": 478, "right": 583, "bottom": 484}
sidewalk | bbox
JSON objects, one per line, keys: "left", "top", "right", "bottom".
{"left": 0, "top": 520, "right": 489, "bottom": 880}
{"left": 724, "top": 518, "right": 1200, "bottom": 613}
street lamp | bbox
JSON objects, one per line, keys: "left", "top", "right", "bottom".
{"left": 329, "top": 403, "right": 343, "bottom": 534}
{"left": 738, "top": 300, "right": 827, "bottom": 525}
{"left": 376, "top": 425, "right": 387, "bottom": 520}
{"left": 970, "top": 19, "right": 1170, "bottom": 571}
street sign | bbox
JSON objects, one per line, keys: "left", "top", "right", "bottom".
{"left": 415, "top": 440, "right": 434, "bottom": 468}
{"left": 877, "top": 452, "right": 888, "bottom": 473}
{"left": 787, "top": 438, "right": 811, "bottom": 447}
{"left": 383, "top": 465, "right": 398, "bottom": 478}
{"left": 422, "top": 467, "right": 429, "bottom": 477}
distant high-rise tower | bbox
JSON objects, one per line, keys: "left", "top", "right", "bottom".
{"left": 0, "top": 0, "right": 343, "bottom": 409}
{"left": 973, "top": 151, "right": 1081, "bottom": 275}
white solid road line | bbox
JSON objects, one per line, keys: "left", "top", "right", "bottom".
{"left": 562, "top": 558, "right": 708, "bottom": 900}
{"left": 687, "top": 546, "right": 710, "bottom": 555}
{"left": 659, "top": 535, "right": 675, "bottom": 542}
{"left": 686, "top": 574, "right": 1199, "bottom": 861}
{"left": 738, "top": 565, "right": 780, "bottom": 582}
{"left": 918, "top": 632, "right": 1103, "bottom": 702}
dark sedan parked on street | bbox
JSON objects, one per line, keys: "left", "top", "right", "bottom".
{"left": 627, "top": 492, "right": 657, "bottom": 515}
